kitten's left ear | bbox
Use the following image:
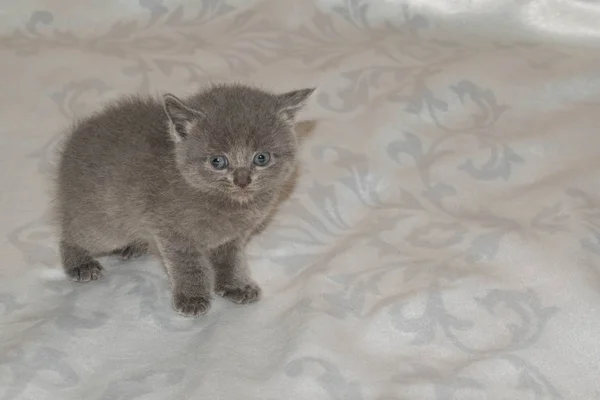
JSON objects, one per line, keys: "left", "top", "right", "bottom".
{"left": 276, "top": 87, "right": 316, "bottom": 123}
{"left": 163, "top": 93, "right": 205, "bottom": 142}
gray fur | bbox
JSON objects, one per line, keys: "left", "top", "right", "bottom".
{"left": 55, "top": 83, "right": 314, "bottom": 316}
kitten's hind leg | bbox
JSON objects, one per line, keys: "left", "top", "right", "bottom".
{"left": 60, "top": 240, "right": 104, "bottom": 282}
{"left": 112, "top": 241, "right": 148, "bottom": 261}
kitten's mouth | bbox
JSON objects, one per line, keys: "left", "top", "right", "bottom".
{"left": 229, "top": 187, "right": 255, "bottom": 203}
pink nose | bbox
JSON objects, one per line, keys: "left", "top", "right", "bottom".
{"left": 233, "top": 170, "right": 251, "bottom": 188}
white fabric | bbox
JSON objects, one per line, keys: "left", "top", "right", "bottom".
{"left": 1, "top": 0, "right": 600, "bottom": 398}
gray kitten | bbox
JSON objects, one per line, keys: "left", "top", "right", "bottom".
{"left": 56, "top": 83, "right": 314, "bottom": 316}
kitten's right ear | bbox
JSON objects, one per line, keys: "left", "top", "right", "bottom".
{"left": 163, "top": 94, "right": 204, "bottom": 142}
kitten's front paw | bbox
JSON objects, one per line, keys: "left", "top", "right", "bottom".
{"left": 216, "top": 282, "right": 262, "bottom": 305}
{"left": 68, "top": 261, "right": 104, "bottom": 282}
{"left": 172, "top": 292, "right": 212, "bottom": 317}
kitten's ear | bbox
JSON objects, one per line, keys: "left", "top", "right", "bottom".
{"left": 163, "top": 94, "right": 205, "bottom": 142}
{"left": 276, "top": 87, "right": 316, "bottom": 123}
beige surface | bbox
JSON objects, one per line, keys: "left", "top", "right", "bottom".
{"left": 1, "top": 0, "right": 600, "bottom": 398}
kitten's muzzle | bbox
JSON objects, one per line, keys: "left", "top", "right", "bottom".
{"left": 233, "top": 168, "right": 251, "bottom": 188}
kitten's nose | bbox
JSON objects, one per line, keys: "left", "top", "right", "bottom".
{"left": 233, "top": 169, "right": 251, "bottom": 188}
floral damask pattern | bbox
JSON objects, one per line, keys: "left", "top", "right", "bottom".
{"left": 1, "top": 0, "right": 600, "bottom": 399}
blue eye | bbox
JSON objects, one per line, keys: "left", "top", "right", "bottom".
{"left": 210, "top": 156, "right": 228, "bottom": 170}
{"left": 253, "top": 152, "right": 271, "bottom": 166}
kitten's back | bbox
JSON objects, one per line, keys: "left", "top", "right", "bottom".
{"left": 56, "top": 95, "right": 173, "bottom": 238}
{"left": 59, "top": 96, "right": 171, "bottom": 181}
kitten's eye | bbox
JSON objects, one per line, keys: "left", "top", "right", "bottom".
{"left": 253, "top": 152, "right": 271, "bottom": 167}
{"left": 210, "top": 156, "right": 228, "bottom": 170}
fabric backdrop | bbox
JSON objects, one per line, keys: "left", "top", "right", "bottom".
{"left": 1, "top": 0, "right": 600, "bottom": 399}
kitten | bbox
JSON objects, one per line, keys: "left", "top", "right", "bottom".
{"left": 56, "top": 83, "right": 314, "bottom": 316}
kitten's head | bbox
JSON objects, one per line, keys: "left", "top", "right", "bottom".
{"left": 163, "top": 84, "right": 315, "bottom": 203}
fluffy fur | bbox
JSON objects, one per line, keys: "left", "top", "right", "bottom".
{"left": 55, "top": 83, "right": 314, "bottom": 316}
